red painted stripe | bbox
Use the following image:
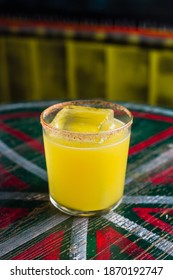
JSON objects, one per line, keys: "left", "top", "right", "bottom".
{"left": 132, "top": 111, "right": 173, "bottom": 123}
{"left": 0, "top": 122, "right": 44, "bottom": 154}
{"left": 0, "top": 207, "right": 29, "bottom": 229}
{"left": 0, "top": 112, "right": 39, "bottom": 121}
{"left": 1, "top": 18, "right": 173, "bottom": 39}
{"left": 129, "top": 126, "right": 173, "bottom": 155}
{"left": 12, "top": 231, "right": 64, "bottom": 260}
{"left": 133, "top": 208, "right": 173, "bottom": 236}
{"left": 96, "top": 226, "right": 155, "bottom": 260}
{"left": 0, "top": 164, "right": 28, "bottom": 190}
{"left": 148, "top": 166, "right": 173, "bottom": 185}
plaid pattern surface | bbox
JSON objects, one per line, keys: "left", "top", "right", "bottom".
{"left": 0, "top": 101, "right": 173, "bottom": 260}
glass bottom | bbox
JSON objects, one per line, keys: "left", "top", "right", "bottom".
{"left": 50, "top": 196, "right": 123, "bottom": 216}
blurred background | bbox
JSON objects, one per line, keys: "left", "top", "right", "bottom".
{"left": 0, "top": 0, "right": 173, "bottom": 106}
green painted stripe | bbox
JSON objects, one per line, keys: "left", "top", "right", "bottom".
{"left": 0, "top": 140, "right": 47, "bottom": 181}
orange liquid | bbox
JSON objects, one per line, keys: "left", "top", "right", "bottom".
{"left": 43, "top": 123, "right": 130, "bottom": 212}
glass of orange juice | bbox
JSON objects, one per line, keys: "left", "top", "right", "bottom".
{"left": 40, "top": 100, "right": 132, "bottom": 216}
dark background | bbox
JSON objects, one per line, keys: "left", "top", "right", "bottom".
{"left": 0, "top": 0, "right": 173, "bottom": 26}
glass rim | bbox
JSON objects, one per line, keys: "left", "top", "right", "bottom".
{"left": 40, "top": 100, "right": 133, "bottom": 137}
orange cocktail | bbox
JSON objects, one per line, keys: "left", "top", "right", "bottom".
{"left": 41, "top": 100, "right": 132, "bottom": 216}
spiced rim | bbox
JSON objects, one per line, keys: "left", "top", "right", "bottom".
{"left": 40, "top": 100, "right": 133, "bottom": 136}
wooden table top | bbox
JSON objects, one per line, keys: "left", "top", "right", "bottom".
{"left": 0, "top": 101, "right": 173, "bottom": 260}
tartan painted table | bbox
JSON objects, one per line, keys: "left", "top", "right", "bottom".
{"left": 0, "top": 100, "right": 173, "bottom": 260}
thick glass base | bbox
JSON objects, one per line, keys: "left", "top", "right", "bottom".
{"left": 50, "top": 196, "right": 122, "bottom": 216}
